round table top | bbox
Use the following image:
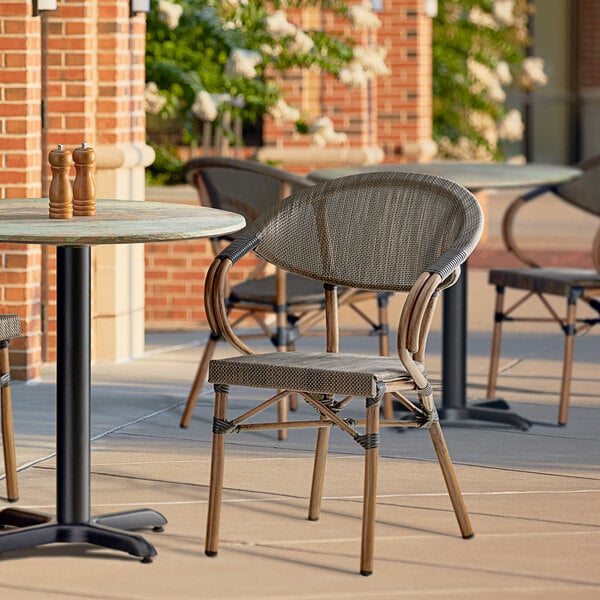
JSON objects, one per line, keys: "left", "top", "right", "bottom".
{"left": 0, "top": 199, "right": 246, "bottom": 246}
{"left": 308, "top": 161, "right": 582, "bottom": 191}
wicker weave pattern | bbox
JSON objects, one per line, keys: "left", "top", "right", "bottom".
{"left": 246, "top": 172, "right": 483, "bottom": 291}
{"left": 490, "top": 267, "right": 600, "bottom": 296}
{"left": 0, "top": 315, "right": 20, "bottom": 341}
{"left": 209, "top": 352, "right": 422, "bottom": 398}
{"left": 185, "top": 156, "right": 312, "bottom": 238}
{"left": 555, "top": 155, "right": 600, "bottom": 217}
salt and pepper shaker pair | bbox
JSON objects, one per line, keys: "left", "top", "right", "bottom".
{"left": 48, "top": 143, "right": 96, "bottom": 219}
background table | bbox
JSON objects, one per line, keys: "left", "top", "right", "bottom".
{"left": 309, "top": 162, "right": 582, "bottom": 429}
{"left": 0, "top": 199, "right": 245, "bottom": 561}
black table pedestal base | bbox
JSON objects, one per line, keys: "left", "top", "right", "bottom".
{"left": 438, "top": 400, "right": 531, "bottom": 431}
{"left": 0, "top": 507, "right": 167, "bottom": 561}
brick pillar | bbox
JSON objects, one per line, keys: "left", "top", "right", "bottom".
{"left": 578, "top": 0, "right": 600, "bottom": 159}
{"left": 0, "top": 3, "right": 43, "bottom": 380}
{"left": 1, "top": 1, "right": 152, "bottom": 376}
{"left": 377, "top": 1, "right": 436, "bottom": 162}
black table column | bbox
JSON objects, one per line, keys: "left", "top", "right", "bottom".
{"left": 57, "top": 246, "right": 91, "bottom": 523}
{"left": 438, "top": 264, "right": 531, "bottom": 429}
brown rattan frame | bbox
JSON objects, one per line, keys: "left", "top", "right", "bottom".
{"left": 486, "top": 156, "right": 600, "bottom": 425}
{"left": 0, "top": 314, "right": 20, "bottom": 503}
{"left": 202, "top": 171, "right": 483, "bottom": 575}
{"left": 179, "top": 157, "right": 396, "bottom": 433}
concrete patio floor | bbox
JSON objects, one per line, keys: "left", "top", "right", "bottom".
{"left": 1, "top": 188, "right": 599, "bottom": 599}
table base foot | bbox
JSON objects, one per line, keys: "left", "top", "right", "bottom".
{"left": 0, "top": 508, "right": 163, "bottom": 561}
{"left": 438, "top": 404, "right": 531, "bottom": 431}
{"left": 92, "top": 508, "right": 168, "bottom": 532}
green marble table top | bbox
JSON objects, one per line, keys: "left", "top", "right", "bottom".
{"left": 308, "top": 161, "right": 582, "bottom": 191}
{"left": 0, "top": 199, "right": 245, "bottom": 245}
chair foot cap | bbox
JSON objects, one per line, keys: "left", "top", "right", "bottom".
{"left": 360, "top": 570, "right": 372, "bottom": 577}
{"left": 308, "top": 516, "right": 319, "bottom": 522}
{"left": 7, "top": 498, "right": 19, "bottom": 503}
{"left": 205, "top": 550, "right": 218, "bottom": 557}
{"left": 463, "top": 532, "right": 475, "bottom": 540}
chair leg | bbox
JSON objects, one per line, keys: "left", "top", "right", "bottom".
{"left": 360, "top": 400, "right": 379, "bottom": 576}
{"left": 1, "top": 342, "right": 18, "bottom": 502}
{"left": 558, "top": 294, "right": 578, "bottom": 426}
{"left": 308, "top": 425, "right": 330, "bottom": 521}
{"left": 429, "top": 421, "right": 473, "bottom": 539}
{"left": 486, "top": 286, "right": 505, "bottom": 398}
{"left": 205, "top": 384, "right": 229, "bottom": 557}
{"left": 180, "top": 334, "right": 219, "bottom": 428}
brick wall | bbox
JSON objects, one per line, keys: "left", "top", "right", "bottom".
{"left": 0, "top": 1, "right": 147, "bottom": 377}
{"left": 578, "top": 0, "right": 600, "bottom": 89}
{"left": 0, "top": 4, "right": 43, "bottom": 379}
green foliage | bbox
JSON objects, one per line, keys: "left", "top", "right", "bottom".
{"left": 145, "top": 0, "right": 360, "bottom": 184}
{"left": 432, "top": 0, "right": 539, "bottom": 160}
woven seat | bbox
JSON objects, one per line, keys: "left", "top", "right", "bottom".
{"left": 0, "top": 314, "right": 20, "bottom": 502}
{"left": 486, "top": 155, "right": 600, "bottom": 425}
{"left": 203, "top": 171, "right": 483, "bottom": 575}
{"left": 179, "top": 157, "right": 395, "bottom": 432}
{"left": 210, "top": 352, "right": 425, "bottom": 398}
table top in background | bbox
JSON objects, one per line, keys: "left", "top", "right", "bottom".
{"left": 308, "top": 161, "right": 582, "bottom": 191}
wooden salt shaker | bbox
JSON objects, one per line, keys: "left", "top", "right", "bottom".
{"left": 48, "top": 144, "right": 73, "bottom": 220}
{"left": 72, "top": 142, "right": 96, "bottom": 217}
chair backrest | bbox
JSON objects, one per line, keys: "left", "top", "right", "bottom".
{"left": 184, "top": 157, "right": 313, "bottom": 236}
{"left": 244, "top": 171, "right": 483, "bottom": 292}
{"left": 555, "top": 155, "right": 600, "bottom": 217}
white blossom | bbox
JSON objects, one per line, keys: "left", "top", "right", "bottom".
{"left": 144, "top": 82, "right": 166, "bottom": 115}
{"left": 468, "top": 7, "right": 497, "bottom": 30}
{"left": 493, "top": 0, "right": 515, "bottom": 26}
{"left": 347, "top": 2, "right": 382, "bottom": 31}
{"left": 498, "top": 109, "right": 524, "bottom": 142}
{"left": 289, "top": 30, "right": 314, "bottom": 54}
{"left": 309, "top": 117, "right": 347, "bottom": 147}
{"left": 353, "top": 45, "right": 390, "bottom": 77}
{"left": 158, "top": 0, "right": 183, "bottom": 30}
{"left": 468, "top": 110, "right": 498, "bottom": 150}
{"left": 521, "top": 57, "right": 548, "bottom": 89}
{"left": 438, "top": 136, "right": 494, "bottom": 161}
{"left": 226, "top": 48, "right": 262, "bottom": 79}
{"left": 268, "top": 99, "right": 300, "bottom": 125}
{"left": 468, "top": 58, "right": 506, "bottom": 103}
{"left": 339, "top": 63, "right": 369, "bottom": 87}
{"left": 191, "top": 91, "right": 222, "bottom": 121}
{"left": 265, "top": 10, "right": 297, "bottom": 40}
{"left": 496, "top": 61, "right": 512, "bottom": 86}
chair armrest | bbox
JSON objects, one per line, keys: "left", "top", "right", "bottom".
{"left": 593, "top": 225, "right": 600, "bottom": 273}
{"left": 501, "top": 185, "right": 556, "bottom": 268}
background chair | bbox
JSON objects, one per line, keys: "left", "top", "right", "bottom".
{"left": 179, "top": 157, "right": 394, "bottom": 431}
{"left": 486, "top": 156, "right": 600, "bottom": 425}
{"left": 203, "top": 171, "right": 483, "bottom": 575}
{"left": 1, "top": 314, "right": 20, "bottom": 502}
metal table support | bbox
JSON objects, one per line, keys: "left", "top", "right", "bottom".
{"left": 439, "top": 265, "right": 531, "bottom": 430}
{"left": 0, "top": 247, "right": 167, "bottom": 561}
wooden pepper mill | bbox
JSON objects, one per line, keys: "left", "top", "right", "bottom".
{"left": 48, "top": 144, "right": 73, "bottom": 220}
{"left": 72, "top": 142, "right": 96, "bottom": 216}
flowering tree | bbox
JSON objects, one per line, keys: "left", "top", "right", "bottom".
{"left": 145, "top": 0, "right": 388, "bottom": 183}
{"left": 432, "top": 0, "right": 547, "bottom": 161}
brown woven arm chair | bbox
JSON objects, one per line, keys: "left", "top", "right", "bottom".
{"left": 486, "top": 155, "right": 600, "bottom": 425}
{"left": 203, "top": 171, "right": 483, "bottom": 575}
{"left": 179, "top": 157, "right": 395, "bottom": 433}
{"left": 1, "top": 314, "right": 21, "bottom": 502}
